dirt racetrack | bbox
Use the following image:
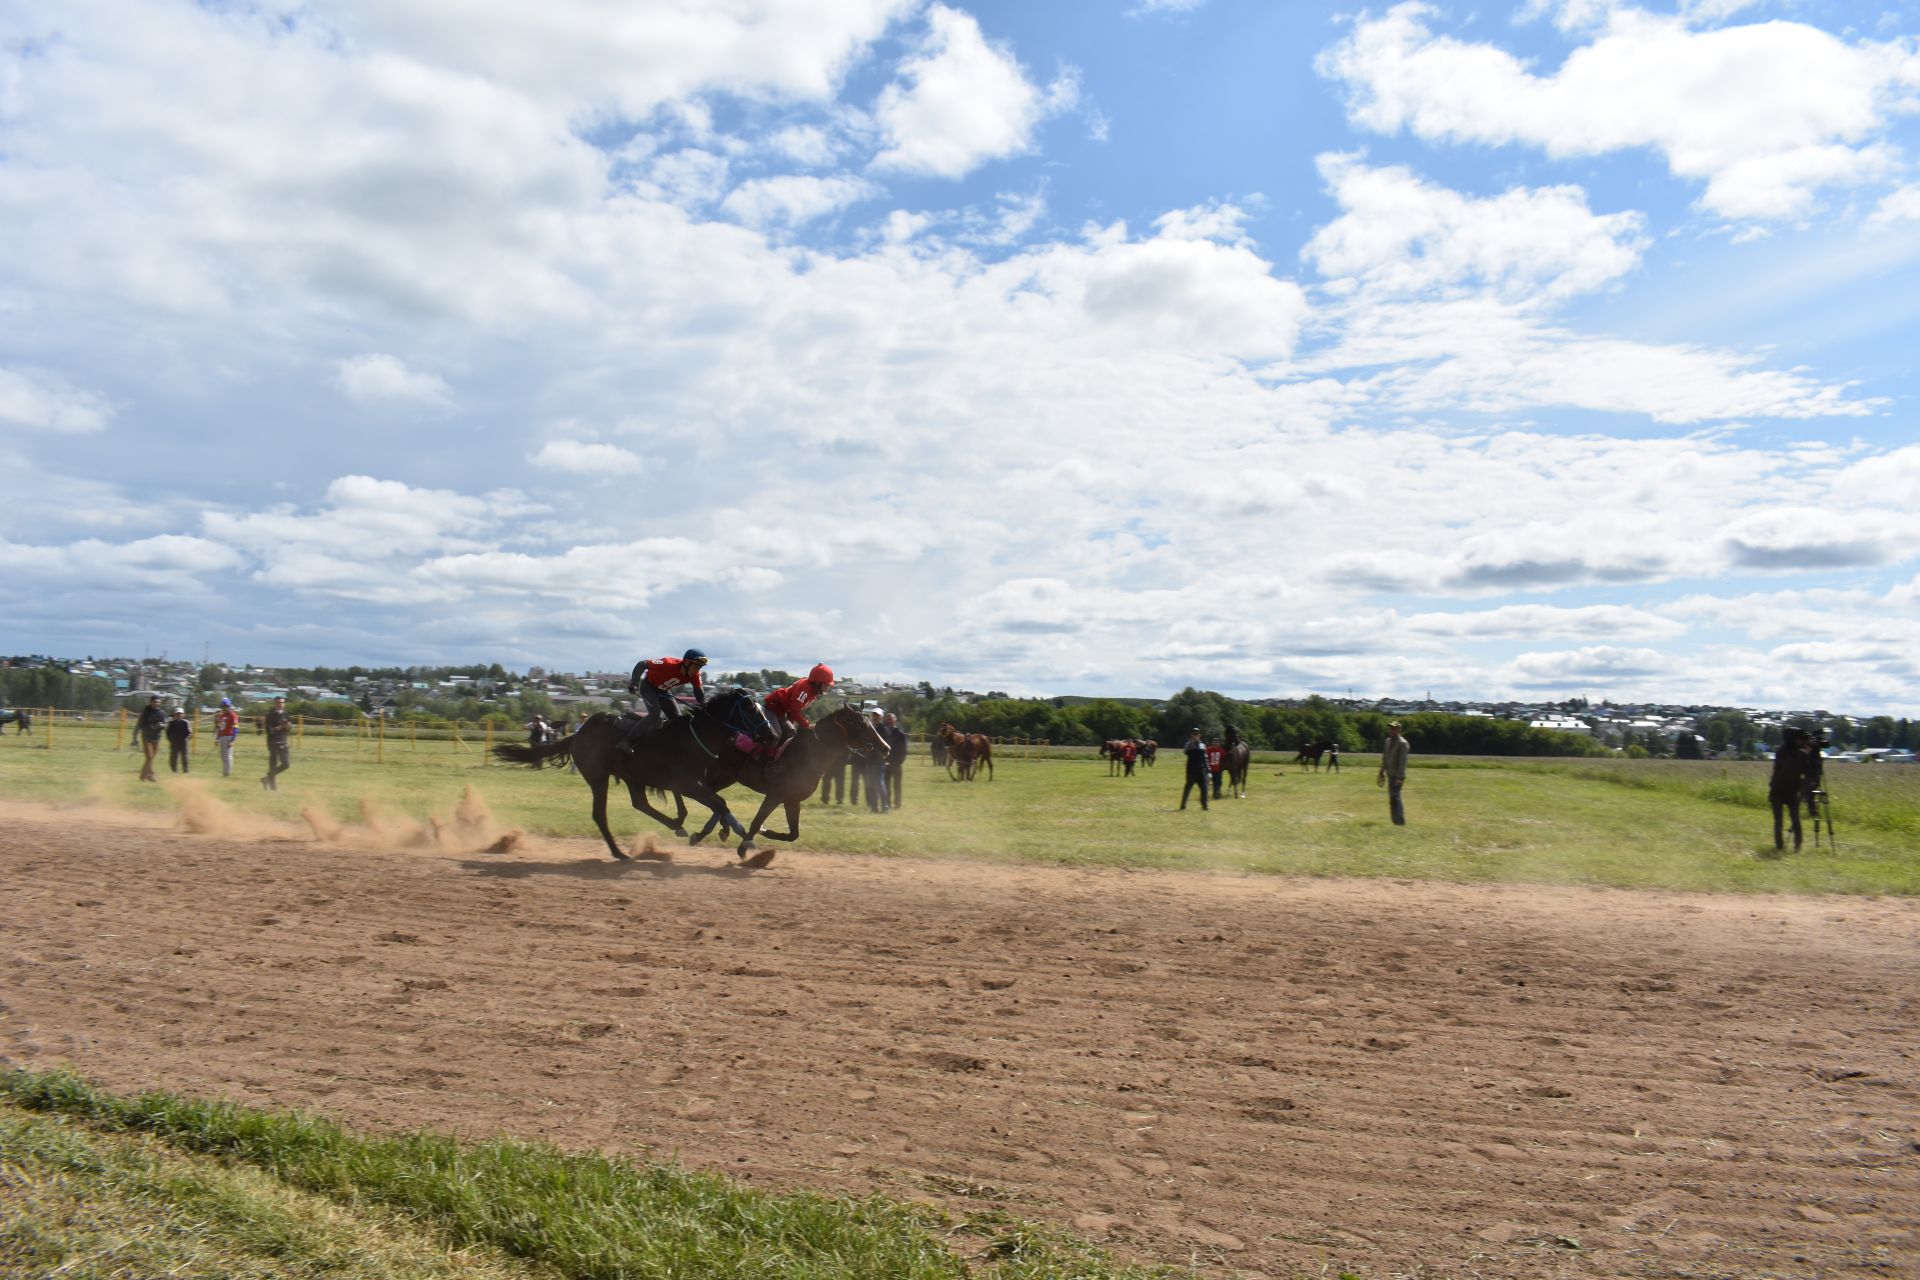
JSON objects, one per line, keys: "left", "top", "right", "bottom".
{"left": 3, "top": 801, "right": 1916, "bottom": 1279}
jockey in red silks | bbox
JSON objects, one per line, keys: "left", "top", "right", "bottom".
{"left": 764, "top": 663, "right": 835, "bottom": 740}
{"left": 620, "top": 649, "right": 708, "bottom": 751}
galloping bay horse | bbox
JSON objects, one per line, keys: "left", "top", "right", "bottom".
{"left": 687, "top": 704, "right": 892, "bottom": 865}
{"left": 938, "top": 723, "right": 994, "bottom": 781}
{"left": 492, "top": 690, "right": 773, "bottom": 861}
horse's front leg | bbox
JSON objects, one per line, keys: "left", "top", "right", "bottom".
{"left": 626, "top": 780, "right": 690, "bottom": 839}
{"left": 591, "top": 775, "right": 630, "bottom": 861}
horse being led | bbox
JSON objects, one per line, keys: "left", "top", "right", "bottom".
{"left": 1223, "top": 725, "right": 1252, "bottom": 798}
{"left": 491, "top": 689, "right": 773, "bottom": 862}
{"left": 1098, "top": 739, "right": 1128, "bottom": 776}
{"left": 687, "top": 705, "right": 892, "bottom": 866}
{"left": 937, "top": 723, "right": 994, "bottom": 781}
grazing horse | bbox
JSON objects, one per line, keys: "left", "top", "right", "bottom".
{"left": 938, "top": 723, "right": 994, "bottom": 781}
{"left": 1098, "top": 739, "right": 1129, "bottom": 776}
{"left": 1137, "top": 739, "right": 1156, "bottom": 767}
{"left": 687, "top": 705, "right": 892, "bottom": 865}
{"left": 491, "top": 690, "right": 773, "bottom": 862}
{"left": 1223, "top": 725, "right": 1252, "bottom": 798}
{"left": 1293, "top": 739, "right": 1336, "bottom": 772}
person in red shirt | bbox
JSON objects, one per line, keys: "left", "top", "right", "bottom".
{"left": 1207, "top": 740, "right": 1225, "bottom": 799}
{"left": 213, "top": 698, "right": 240, "bottom": 778}
{"left": 621, "top": 649, "right": 708, "bottom": 751}
{"left": 763, "top": 664, "right": 835, "bottom": 740}
{"left": 1120, "top": 738, "right": 1137, "bottom": 777}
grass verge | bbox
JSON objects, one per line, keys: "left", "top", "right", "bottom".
{"left": 2, "top": 1069, "right": 1179, "bottom": 1280}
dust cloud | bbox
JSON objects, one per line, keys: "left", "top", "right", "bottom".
{"left": 5, "top": 780, "right": 530, "bottom": 857}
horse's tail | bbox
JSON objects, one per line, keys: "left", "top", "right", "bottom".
{"left": 494, "top": 734, "right": 576, "bottom": 768}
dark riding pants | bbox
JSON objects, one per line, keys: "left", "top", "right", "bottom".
{"left": 1181, "top": 772, "right": 1210, "bottom": 810}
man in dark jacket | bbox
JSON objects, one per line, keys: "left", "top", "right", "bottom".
{"left": 1179, "top": 728, "right": 1210, "bottom": 811}
{"left": 165, "top": 708, "right": 193, "bottom": 773}
{"left": 262, "top": 697, "right": 292, "bottom": 791}
{"left": 134, "top": 695, "right": 165, "bottom": 782}
{"left": 883, "top": 712, "right": 910, "bottom": 809}
{"left": 1769, "top": 728, "right": 1820, "bottom": 851}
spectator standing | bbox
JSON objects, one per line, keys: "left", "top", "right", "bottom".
{"left": 165, "top": 708, "right": 193, "bottom": 773}
{"left": 525, "top": 715, "right": 550, "bottom": 769}
{"left": 1179, "top": 728, "right": 1210, "bottom": 811}
{"left": 261, "top": 697, "right": 292, "bottom": 791}
{"left": 214, "top": 698, "right": 239, "bottom": 777}
{"left": 818, "top": 757, "right": 846, "bottom": 805}
{"left": 1120, "top": 738, "right": 1137, "bottom": 777}
{"left": 1207, "top": 739, "right": 1226, "bottom": 799}
{"left": 15, "top": 707, "right": 30, "bottom": 736}
{"left": 863, "top": 710, "right": 890, "bottom": 813}
{"left": 883, "top": 713, "right": 910, "bottom": 809}
{"left": 134, "top": 695, "right": 165, "bottom": 782}
{"left": 1326, "top": 741, "right": 1341, "bottom": 773}
{"left": 1377, "top": 721, "right": 1410, "bottom": 826}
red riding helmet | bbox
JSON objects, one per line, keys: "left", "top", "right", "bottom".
{"left": 809, "top": 663, "right": 834, "bottom": 687}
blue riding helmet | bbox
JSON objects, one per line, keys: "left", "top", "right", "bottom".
{"left": 683, "top": 648, "right": 708, "bottom": 665}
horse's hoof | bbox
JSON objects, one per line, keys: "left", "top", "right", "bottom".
{"left": 688, "top": 833, "right": 705, "bottom": 847}
{"left": 671, "top": 827, "right": 689, "bottom": 839}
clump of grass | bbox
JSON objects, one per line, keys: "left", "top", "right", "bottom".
{"left": 2, "top": 1070, "right": 1181, "bottom": 1280}
{"left": 0, "top": 1099, "right": 546, "bottom": 1279}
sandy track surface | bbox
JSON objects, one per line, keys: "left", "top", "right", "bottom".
{"left": 2, "top": 802, "right": 1916, "bottom": 1279}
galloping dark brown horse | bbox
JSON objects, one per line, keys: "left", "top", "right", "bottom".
{"left": 938, "top": 722, "right": 994, "bottom": 781}
{"left": 491, "top": 690, "right": 773, "bottom": 861}
{"left": 688, "top": 705, "right": 891, "bottom": 865}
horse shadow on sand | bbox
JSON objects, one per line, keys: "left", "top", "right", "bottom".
{"left": 457, "top": 855, "right": 768, "bottom": 882}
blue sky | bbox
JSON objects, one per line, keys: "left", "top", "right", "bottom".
{"left": 1, "top": 0, "right": 1916, "bottom": 713}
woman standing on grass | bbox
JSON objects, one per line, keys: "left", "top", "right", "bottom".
{"left": 214, "top": 698, "right": 239, "bottom": 777}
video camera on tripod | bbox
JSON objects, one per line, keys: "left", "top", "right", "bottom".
{"left": 1805, "top": 786, "right": 1836, "bottom": 851}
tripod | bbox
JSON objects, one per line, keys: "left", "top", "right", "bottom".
{"left": 1805, "top": 788, "right": 1837, "bottom": 851}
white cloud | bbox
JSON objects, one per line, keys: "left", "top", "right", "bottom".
{"left": 721, "top": 173, "right": 881, "bottom": 227}
{"left": 1868, "top": 183, "right": 1920, "bottom": 230}
{"left": 315, "top": 0, "right": 917, "bottom": 119}
{"left": 335, "top": 354, "right": 453, "bottom": 406}
{"left": 0, "top": 369, "right": 114, "bottom": 434}
{"left": 529, "top": 439, "right": 645, "bottom": 476}
{"left": 871, "top": 4, "right": 1077, "bottom": 179}
{"left": 1405, "top": 603, "right": 1685, "bottom": 639}
{"left": 1319, "top": 3, "right": 1919, "bottom": 220}
{"left": 1307, "top": 297, "right": 1872, "bottom": 423}
{"left": 1305, "top": 154, "right": 1647, "bottom": 301}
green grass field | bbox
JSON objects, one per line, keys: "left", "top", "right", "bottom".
{"left": 0, "top": 1070, "right": 1180, "bottom": 1280}
{"left": 4, "top": 723, "right": 1916, "bottom": 895}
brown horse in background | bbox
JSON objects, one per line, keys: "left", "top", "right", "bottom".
{"left": 1223, "top": 725, "right": 1252, "bottom": 798}
{"left": 938, "top": 722, "right": 994, "bottom": 781}
{"left": 1293, "top": 739, "right": 1336, "bottom": 772}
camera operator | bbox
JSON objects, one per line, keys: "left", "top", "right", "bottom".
{"left": 1769, "top": 728, "right": 1823, "bottom": 852}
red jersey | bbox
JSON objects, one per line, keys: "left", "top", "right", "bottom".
{"left": 214, "top": 708, "right": 239, "bottom": 737}
{"left": 1206, "top": 745, "right": 1224, "bottom": 773}
{"left": 635, "top": 657, "right": 705, "bottom": 696}
{"left": 763, "top": 678, "right": 823, "bottom": 726}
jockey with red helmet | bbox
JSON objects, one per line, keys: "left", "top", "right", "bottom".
{"left": 621, "top": 649, "right": 708, "bottom": 749}
{"left": 764, "top": 663, "right": 834, "bottom": 739}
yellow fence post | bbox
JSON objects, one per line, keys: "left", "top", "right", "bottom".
{"left": 484, "top": 720, "right": 493, "bottom": 766}
{"left": 116, "top": 706, "right": 126, "bottom": 750}
{"left": 45, "top": 706, "right": 54, "bottom": 751}
{"left": 377, "top": 712, "right": 385, "bottom": 764}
